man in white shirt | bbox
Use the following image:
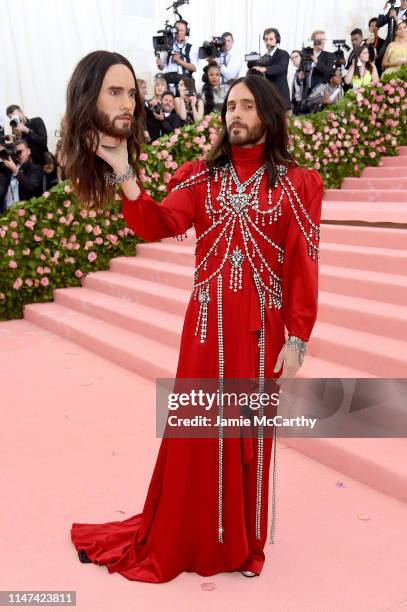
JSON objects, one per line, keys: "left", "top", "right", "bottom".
{"left": 377, "top": 0, "right": 407, "bottom": 53}
{"left": 156, "top": 19, "right": 198, "bottom": 91}
{"left": 214, "top": 32, "right": 243, "bottom": 84}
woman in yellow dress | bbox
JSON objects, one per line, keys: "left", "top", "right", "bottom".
{"left": 344, "top": 44, "right": 379, "bottom": 91}
{"left": 382, "top": 21, "right": 407, "bottom": 77}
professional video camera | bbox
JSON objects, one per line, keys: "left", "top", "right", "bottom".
{"left": 0, "top": 138, "right": 18, "bottom": 164}
{"left": 152, "top": 0, "right": 190, "bottom": 57}
{"left": 332, "top": 39, "right": 350, "bottom": 69}
{"left": 198, "top": 36, "right": 225, "bottom": 60}
{"left": 244, "top": 36, "right": 268, "bottom": 75}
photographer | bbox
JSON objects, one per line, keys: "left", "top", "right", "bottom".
{"left": 210, "top": 32, "right": 242, "bottom": 84}
{"left": 252, "top": 28, "right": 291, "bottom": 110}
{"left": 155, "top": 19, "right": 198, "bottom": 90}
{"left": 1, "top": 139, "right": 43, "bottom": 203}
{"left": 6, "top": 104, "right": 48, "bottom": 165}
{"left": 175, "top": 77, "right": 204, "bottom": 123}
{"left": 377, "top": 0, "right": 407, "bottom": 54}
{"left": 149, "top": 91, "right": 184, "bottom": 137}
{"left": 201, "top": 61, "right": 230, "bottom": 114}
{"left": 306, "top": 68, "right": 344, "bottom": 113}
{"left": 290, "top": 50, "right": 305, "bottom": 114}
{"left": 367, "top": 17, "right": 386, "bottom": 74}
{"left": 0, "top": 138, "right": 13, "bottom": 212}
{"left": 344, "top": 44, "right": 379, "bottom": 90}
{"left": 42, "top": 152, "right": 59, "bottom": 192}
{"left": 308, "top": 31, "right": 335, "bottom": 89}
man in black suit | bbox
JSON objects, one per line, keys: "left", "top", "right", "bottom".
{"left": 1, "top": 139, "right": 43, "bottom": 203}
{"left": 148, "top": 91, "right": 184, "bottom": 138}
{"left": 377, "top": 0, "right": 407, "bottom": 56}
{"left": 6, "top": 104, "right": 48, "bottom": 165}
{"left": 309, "top": 30, "right": 335, "bottom": 90}
{"left": 367, "top": 17, "right": 387, "bottom": 74}
{"left": 252, "top": 28, "right": 291, "bottom": 110}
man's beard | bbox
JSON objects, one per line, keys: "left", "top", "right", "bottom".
{"left": 93, "top": 108, "right": 134, "bottom": 138}
{"left": 227, "top": 121, "right": 266, "bottom": 146}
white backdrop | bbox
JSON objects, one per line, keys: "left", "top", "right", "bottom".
{"left": 0, "top": 0, "right": 389, "bottom": 151}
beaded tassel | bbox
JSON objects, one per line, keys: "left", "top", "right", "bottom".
{"left": 195, "top": 286, "right": 210, "bottom": 343}
{"left": 269, "top": 424, "right": 278, "bottom": 544}
{"left": 229, "top": 246, "right": 244, "bottom": 292}
{"left": 217, "top": 274, "right": 224, "bottom": 543}
{"left": 253, "top": 272, "right": 265, "bottom": 540}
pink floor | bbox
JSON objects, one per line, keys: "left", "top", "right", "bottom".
{"left": 2, "top": 148, "right": 407, "bottom": 610}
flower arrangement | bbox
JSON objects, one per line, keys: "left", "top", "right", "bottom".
{"left": 0, "top": 67, "right": 406, "bottom": 321}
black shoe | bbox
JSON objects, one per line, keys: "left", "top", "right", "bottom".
{"left": 78, "top": 549, "right": 92, "bottom": 563}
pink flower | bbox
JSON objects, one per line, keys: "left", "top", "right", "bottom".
{"left": 84, "top": 240, "right": 94, "bottom": 250}
{"left": 33, "top": 235, "right": 42, "bottom": 242}
{"left": 40, "top": 277, "right": 49, "bottom": 287}
{"left": 107, "top": 234, "right": 118, "bottom": 244}
{"left": 74, "top": 269, "right": 84, "bottom": 278}
{"left": 64, "top": 185, "right": 72, "bottom": 193}
{"left": 196, "top": 124, "right": 205, "bottom": 132}
{"left": 13, "top": 278, "right": 23, "bottom": 290}
{"left": 36, "top": 266, "right": 44, "bottom": 275}
{"left": 43, "top": 191, "right": 50, "bottom": 198}
{"left": 59, "top": 216, "right": 67, "bottom": 224}
{"left": 11, "top": 232, "right": 18, "bottom": 239}
{"left": 24, "top": 220, "right": 34, "bottom": 229}
{"left": 88, "top": 210, "right": 96, "bottom": 218}
{"left": 63, "top": 199, "right": 71, "bottom": 207}
{"left": 23, "top": 248, "right": 30, "bottom": 255}
{"left": 18, "top": 209, "right": 26, "bottom": 216}
{"left": 40, "top": 254, "right": 46, "bottom": 261}
{"left": 161, "top": 150, "right": 169, "bottom": 159}
{"left": 139, "top": 152, "right": 148, "bottom": 161}
{"left": 25, "top": 279, "right": 33, "bottom": 287}
{"left": 80, "top": 209, "right": 88, "bottom": 218}
{"left": 95, "top": 237, "right": 103, "bottom": 245}
{"left": 8, "top": 260, "right": 17, "bottom": 269}
{"left": 87, "top": 251, "right": 97, "bottom": 262}
{"left": 93, "top": 225, "right": 102, "bottom": 236}
{"left": 85, "top": 224, "right": 93, "bottom": 233}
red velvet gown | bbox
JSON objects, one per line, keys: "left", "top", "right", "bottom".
{"left": 70, "top": 143, "right": 323, "bottom": 582}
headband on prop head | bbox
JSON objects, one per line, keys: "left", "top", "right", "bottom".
{"left": 59, "top": 50, "right": 145, "bottom": 210}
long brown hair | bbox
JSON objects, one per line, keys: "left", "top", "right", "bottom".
{"left": 206, "top": 75, "right": 296, "bottom": 187}
{"left": 353, "top": 44, "right": 374, "bottom": 78}
{"left": 60, "top": 50, "right": 144, "bottom": 209}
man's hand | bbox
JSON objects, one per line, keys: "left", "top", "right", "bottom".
{"left": 153, "top": 110, "right": 165, "bottom": 121}
{"left": 13, "top": 122, "right": 29, "bottom": 135}
{"left": 155, "top": 56, "right": 163, "bottom": 70}
{"left": 2, "top": 158, "right": 19, "bottom": 174}
{"left": 273, "top": 343, "right": 302, "bottom": 385}
{"left": 389, "top": 8, "right": 398, "bottom": 18}
{"left": 172, "top": 53, "right": 182, "bottom": 65}
{"left": 298, "top": 70, "right": 305, "bottom": 80}
{"left": 253, "top": 65, "right": 267, "bottom": 73}
{"left": 322, "top": 92, "right": 332, "bottom": 104}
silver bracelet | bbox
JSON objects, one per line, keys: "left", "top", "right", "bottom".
{"left": 104, "top": 164, "right": 133, "bottom": 186}
{"left": 285, "top": 335, "right": 307, "bottom": 366}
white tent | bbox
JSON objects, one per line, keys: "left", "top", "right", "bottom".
{"left": 0, "top": 0, "right": 389, "bottom": 150}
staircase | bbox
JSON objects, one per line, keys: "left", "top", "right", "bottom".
{"left": 20, "top": 145, "right": 407, "bottom": 502}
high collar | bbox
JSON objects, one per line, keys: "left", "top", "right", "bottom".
{"left": 230, "top": 142, "right": 266, "bottom": 165}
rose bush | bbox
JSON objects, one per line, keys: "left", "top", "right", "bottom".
{"left": 1, "top": 67, "right": 405, "bottom": 320}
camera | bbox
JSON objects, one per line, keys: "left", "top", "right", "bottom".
{"left": 10, "top": 116, "right": 21, "bottom": 129}
{"left": 152, "top": 0, "right": 189, "bottom": 56}
{"left": 198, "top": 37, "right": 225, "bottom": 60}
{"left": 245, "top": 52, "right": 267, "bottom": 75}
{"left": 332, "top": 39, "right": 350, "bottom": 69}
{"left": 151, "top": 101, "right": 162, "bottom": 114}
{"left": 0, "top": 142, "right": 19, "bottom": 164}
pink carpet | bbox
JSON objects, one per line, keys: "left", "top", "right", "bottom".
{"left": 2, "top": 147, "right": 407, "bottom": 610}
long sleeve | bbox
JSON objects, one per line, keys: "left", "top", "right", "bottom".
{"left": 16, "top": 164, "right": 43, "bottom": 199}
{"left": 265, "top": 51, "right": 289, "bottom": 78}
{"left": 26, "top": 117, "right": 48, "bottom": 149}
{"left": 281, "top": 168, "right": 324, "bottom": 342}
{"left": 121, "top": 161, "right": 197, "bottom": 242}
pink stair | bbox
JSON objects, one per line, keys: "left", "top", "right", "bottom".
{"left": 18, "top": 145, "right": 407, "bottom": 504}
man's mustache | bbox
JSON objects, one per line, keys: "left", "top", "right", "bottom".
{"left": 230, "top": 122, "right": 247, "bottom": 130}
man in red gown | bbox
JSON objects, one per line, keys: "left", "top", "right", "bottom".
{"left": 70, "top": 62, "right": 323, "bottom": 582}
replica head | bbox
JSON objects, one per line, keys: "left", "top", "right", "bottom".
{"left": 206, "top": 75, "right": 296, "bottom": 185}
{"left": 60, "top": 50, "right": 144, "bottom": 209}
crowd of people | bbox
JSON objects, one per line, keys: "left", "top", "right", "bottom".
{"left": 1, "top": 1, "right": 406, "bottom": 210}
